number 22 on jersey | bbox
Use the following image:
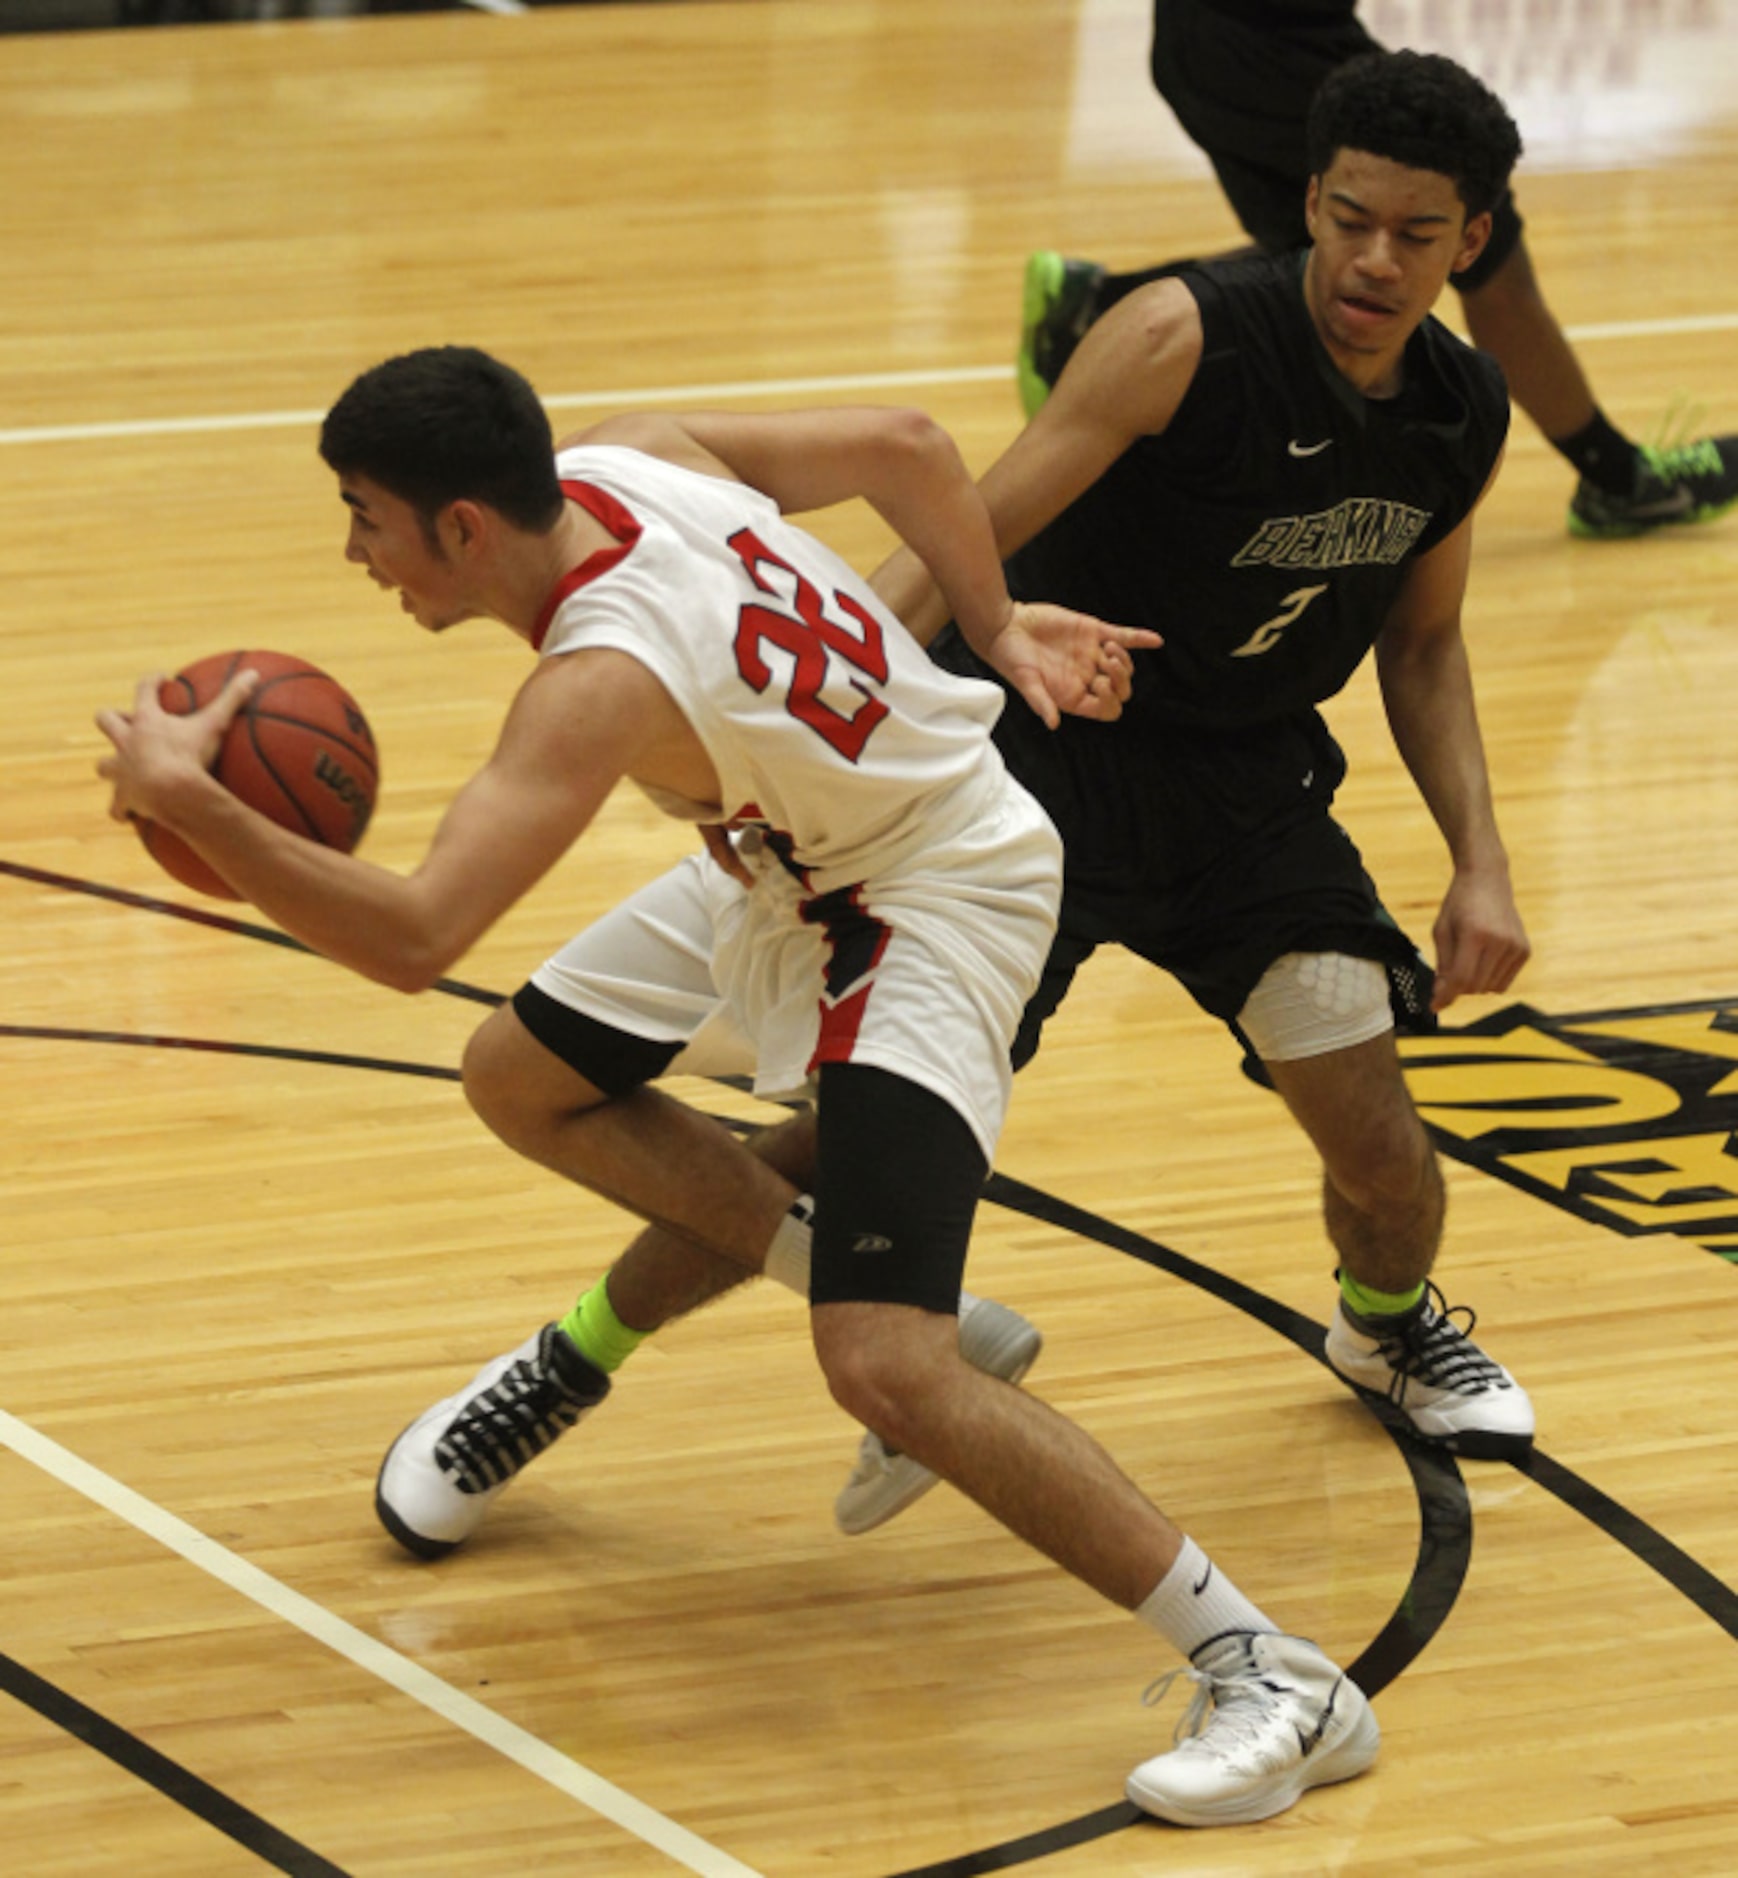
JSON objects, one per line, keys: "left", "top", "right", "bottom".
{"left": 728, "top": 527, "right": 891, "bottom": 761}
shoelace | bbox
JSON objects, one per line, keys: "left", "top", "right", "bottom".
{"left": 1637, "top": 396, "right": 1732, "bottom": 491}
{"left": 1369, "top": 1287, "right": 1509, "bottom": 1402}
{"left": 437, "top": 1345, "right": 587, "bottom": 1492}
{"left": 1647, "top": 393, "right": 1711, "bottom": 454}
{"left": 1141, "top": 1664, "right": 1276, "bottom": 1753}
{"left": 1639, "top": 436, "right": 1727, "bottom": 486}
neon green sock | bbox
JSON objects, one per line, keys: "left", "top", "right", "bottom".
{"left": 558, "top": 1279, "right": 648, "bottom": 1375}
{"left": 1338, "top": 1272, "right": 1426, "bottom": 1321}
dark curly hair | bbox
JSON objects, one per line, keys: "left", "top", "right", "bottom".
{"left": 1306, "top": 49, "right": 1522, "bottom": 220}
{"left": 320, "top": 346, "right": 565, "bottom": 538}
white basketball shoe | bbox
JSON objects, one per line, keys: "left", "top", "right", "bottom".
{"left": 1127, "top": 1631, "right": 1379, "bottom": 1827}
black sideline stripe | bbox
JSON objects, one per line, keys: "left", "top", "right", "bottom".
{"left": 1517, "top": 1450, "right": 1738, "bottom": 1637}
{"left": 0, "top": 1024, "right": 461, "bottom": 1082}
{"left": 0, "top": 860, "right": 501, "bottom": 1006}
{"left": 883, "top": 1803, "right": 1145, "bottom": 1878}
{"left": 0, "top": 1650, "right": 352, "bottom": 1876}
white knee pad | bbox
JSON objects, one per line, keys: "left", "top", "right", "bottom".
{"left": 1237, "top": 951, "right": 1393, "bottom": 1064}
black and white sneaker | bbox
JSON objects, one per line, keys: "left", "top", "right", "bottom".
{"left": 376, "top": 1323, "right": 611, "bottom": 1559}
{"left": 1325, "top": 1286, "right": 1533, "bottom": 1459}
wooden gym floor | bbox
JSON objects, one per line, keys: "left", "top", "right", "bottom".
{"left": 1, "top": 0, "right": 1735, "bottom": 1872}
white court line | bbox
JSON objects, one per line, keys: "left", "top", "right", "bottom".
{"left": 1568, "top": 311, "right": 1738, "bottom": 342}
{"left": 0, "top": 1406, "right": 766, "bottom": 1878}
{"left": 0, "top": 365, "right": 1011, "bottom": 448}
{"left": 0, "top": 311, "right": 1735, "bottom": 450}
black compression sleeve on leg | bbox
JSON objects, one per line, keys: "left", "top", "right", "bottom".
{"left": 810, "top": 1063, "right": 987, "bottom": 1314}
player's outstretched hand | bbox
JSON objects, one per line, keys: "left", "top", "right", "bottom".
{"left": 1430, "top": 866, "right": 1530, "bottom": 1011}
{"left": 96, "top": 667, "right": 259, "bottom": 823}
{"left": 987, "top": 602, "right": 1162, "bottom": 729}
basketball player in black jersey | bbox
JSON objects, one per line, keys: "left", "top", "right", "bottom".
{"left": 859, "top": 47, "right": 1539, "bottom": 1500}
{"left": 362, "top": 48, "right": 1529, "bottom": 1829}
{"left": 1019, "top": 0, "right": 1738, "bottom": 540}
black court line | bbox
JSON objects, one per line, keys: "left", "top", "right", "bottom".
{"left": 979, "top": 1171, "right": 1479, "bottom": 1698}
{"left": 0, "top": 1650, "right": 351, "bottom": 1876}
{"left": 1515, "top": 1450, "right": 1738, "bottom": 1639}
{"left": 0, "top": 860, "right": 502, "bottom": 1006}
{"left": 0, "top": 1023, "right": 464, "bottom": 1082}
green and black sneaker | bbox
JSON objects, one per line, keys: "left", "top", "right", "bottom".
{"left": 1016, "top": 250, "right": 1106, "bottom": 417}
{"left": 1568, "top": 431, "right": 1738, "bottom": 539}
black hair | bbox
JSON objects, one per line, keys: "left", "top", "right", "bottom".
{"left": 1306, "top": 49, "right": 1522, "bottom": 220}
{"left": 319, "top": 346, "right": 565, "bottom": 536}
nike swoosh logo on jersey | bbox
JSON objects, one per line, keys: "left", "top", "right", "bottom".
{"left": 1288, "top": 438, "right": 1333, "bottom": 457}
{"left": 852, "top": 1233, "right": 894, "bottom": 1254}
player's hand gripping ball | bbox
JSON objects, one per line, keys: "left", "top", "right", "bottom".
{"left": 135, "top": 650, "right": 380, "bottom": 899}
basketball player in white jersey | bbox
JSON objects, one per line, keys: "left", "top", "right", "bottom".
{"left": 98, "top": 346, "right": 1379, "bottom": 1826}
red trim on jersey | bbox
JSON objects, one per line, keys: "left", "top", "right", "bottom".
{"left": 811, "top": 980, "right": 876, "bottom": 1068}
{"left": 804, "top": 884, "right": 893, "bottom": 1071}
{"left": 529, "top": 479, "right": 646, "bottom": 651}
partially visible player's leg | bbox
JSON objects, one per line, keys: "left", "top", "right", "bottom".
{"left": 1243, "top": 959, "right": 1441, "bottom": 1294}
{"left": 377, "top": 854, "right": 1042, "bottom": 1554}
{"left": 1246, "top": 958, "right": 1533, "bottom": 1458}
{"left": 375, "top": 859, "right": 803, "bottom": 1558}
{"left": 462, "top": 996, "right": 797, "bottom": 1277}
{"left": 830, "top": 911, "right": 1105, "bottom": 1533}
{"left": 807, "top": 1060, "right": 1378, "bottom": 1827}
{"left": 604, "top": 1109, "right": 816, "bottom": 1330}
{"left": 376, "top": 993, "right": 804, "bottom": 1560}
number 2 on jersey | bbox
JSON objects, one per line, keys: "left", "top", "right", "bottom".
{"left": 1230, "top": 582, "right": 1328, "bottom": 658}
{"left": 729, "top": 527, "right": 891, "bottom": 760}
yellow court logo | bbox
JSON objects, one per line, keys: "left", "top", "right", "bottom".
{"left": 1398, "top": 1000, "right": 1738, "bottom": 1264}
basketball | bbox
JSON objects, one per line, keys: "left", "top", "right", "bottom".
{"left": 135, "top": 649, "right": 380, "bottom": 900}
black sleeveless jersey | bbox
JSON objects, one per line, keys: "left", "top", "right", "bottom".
{"left": 1005, "top": 249, "right": 1507, "bottom": 731}
{"left": 942, "top": 249, "right": 1508, "bottom": 898}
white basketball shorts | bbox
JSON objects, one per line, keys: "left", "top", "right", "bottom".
{"left": 527, "top": 786, "right": 1061, "bottom": 1164}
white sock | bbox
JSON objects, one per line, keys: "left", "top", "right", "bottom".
{"left": 1136, "top": 1536, "right": 1280, "bottom": 1661}
{"left": 762, "top": 1197, "right": 977, "bottom": 1327}
{"left": 763, "top": 1196, "right": 814, "bottom": 1294}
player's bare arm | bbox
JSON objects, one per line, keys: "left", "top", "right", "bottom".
{"left": 98, "top": 649, "right": 692, "bottom": 992}
{"left": 568, "top": 406, "right": 1158, "bottom": 728}
{"left": 979, "top": 278, "right": 1206, "bottom": 561}
{"left": 1373, "top": 469, "right": 1530, "bottom": 1009}
{"left": 870, "top": 277, "right": 1202, "bottom": 654}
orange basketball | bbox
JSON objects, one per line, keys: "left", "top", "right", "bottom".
{"left": 136, "top": 650, "right": 380, "bottom": 900}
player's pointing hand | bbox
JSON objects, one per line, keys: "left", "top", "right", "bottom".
{"left": 989, "top": 602, "right": 1162, "bottom": 730}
